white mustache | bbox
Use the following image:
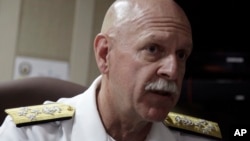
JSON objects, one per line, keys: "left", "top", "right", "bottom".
{"left": 145, "top": 78, "right": 179, "bottom": 95}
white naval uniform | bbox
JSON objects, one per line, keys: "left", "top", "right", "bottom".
{"left": 0, "top": 76, "right": 220, "bottom": 141}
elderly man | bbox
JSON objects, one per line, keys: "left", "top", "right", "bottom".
{"left": 0, "top": 0, "right": 222, "bottom": 140}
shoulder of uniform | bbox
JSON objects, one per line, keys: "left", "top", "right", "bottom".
{"left": 163, "top": 111, "right": 222, "bottom": 139}
{"left": 5, "top": 103, "right": 75, "bottom": 127}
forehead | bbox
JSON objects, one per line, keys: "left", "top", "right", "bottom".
{"left": 133, "top": 0, "right": 190, "bottom": 24}
{"left": 118, "top": 0, "right": 192, "bottom": 36}
{"left": 132, "top": 15, "right": 192, "bottom": 37}
{"left": 109, "top": 0, "right": 192, "bottom": 46}
{"left": 111, "top": 0, "right": 190, "bottom": 27}
{"left": 130, "top": 16, "right": 193, "bottom": 50}
{"left": 128, "top": 12, "right": 192, "bottom": 46}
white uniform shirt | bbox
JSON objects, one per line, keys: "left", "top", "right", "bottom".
{"left": 0, "top": 76, "right": 220, "bottom": 141}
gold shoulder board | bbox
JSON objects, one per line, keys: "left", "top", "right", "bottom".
{"left": 5, "top": 103, "right": 75, "bottom": 127}
{"left": 164, "top": 112, "right": 222, "bottom": 139}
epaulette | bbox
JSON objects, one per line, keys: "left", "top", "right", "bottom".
{"left": 5, "top": 103, "right": 75, "bottom": 127}
{"left": 164, "top": 112, "right": 222, "bottom": 139}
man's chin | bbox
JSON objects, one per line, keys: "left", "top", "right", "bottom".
{"left": 143, "top": 110, "right": 169, "bottom": 122}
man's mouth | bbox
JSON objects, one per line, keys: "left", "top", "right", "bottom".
{"left": 144, "top": 78, "right": 179, "bottom": 96}
{"left": 147, "top": 90, "right": 172, "bottom": 96}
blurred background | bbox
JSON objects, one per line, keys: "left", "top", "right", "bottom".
{"left": 0, "top": 0, "right": 249, "bottom": 140}
{"left": 177, "top": 0, "right": 250, "bottom": 140}
{"left": 0, "top": 0, "right": 114, "bottom": 85}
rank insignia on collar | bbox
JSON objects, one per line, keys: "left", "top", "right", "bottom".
{"left": 164, "top": 112, "right": 222, "bottom": 139}
{"left": 5, "top": 103, "right": 75, "bottom": 127}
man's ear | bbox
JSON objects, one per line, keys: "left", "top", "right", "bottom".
{"left": 94, "top": 33, "right": 109, "bottom": 74}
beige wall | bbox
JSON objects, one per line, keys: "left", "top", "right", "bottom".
{"left": 16, "top": 0, "right": 75, "bottom": 61}
{"left": 0, "top": 0, "right": 114, "bottom": 86}
{"left": 87, "top": 0, "right": 114, "bottom": 84}
{"left": 0, "top": 0, "right": 21, "bottom": 82}
{"left": 69, "top": 0, "right": 95, "bottom": 86}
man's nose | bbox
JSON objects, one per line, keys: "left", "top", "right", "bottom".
{"left": 157, "top": 55, "right": 178, "bottom": 80}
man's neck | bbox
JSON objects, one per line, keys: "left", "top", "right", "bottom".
{"left": 107, "top": 122, "right": 152, "bottom": 141}
{"left": 96, "top": 85, "right": 153, "bottom": 141}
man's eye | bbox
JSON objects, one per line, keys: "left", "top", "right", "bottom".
{"left": 177, "top": 51, "right": 188, "bottom": 60}
{"left": 146, "top": 44, "right": 159, "bottom": 54}
{"left": 141, "top": 44, "right": 162, "bottom": 62}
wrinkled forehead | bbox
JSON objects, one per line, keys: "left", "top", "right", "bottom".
{"left": 134, "top": 0, "right": 189, "bottom": 22}
{"left": 102, "top": 0, "right": 191, "bottom": 35}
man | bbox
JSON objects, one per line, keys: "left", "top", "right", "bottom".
{"left": 0, "top": 0, "right": 222, "bottom": 140}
